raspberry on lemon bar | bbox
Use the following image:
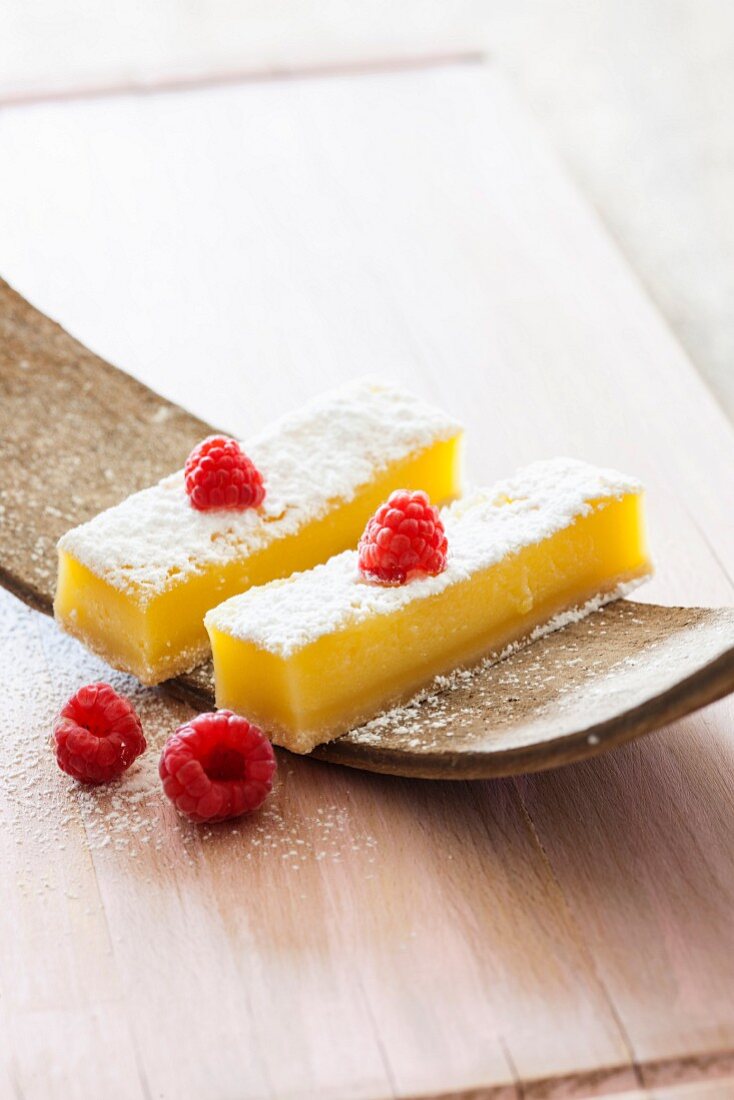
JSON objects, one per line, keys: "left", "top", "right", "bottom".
{"left": 55, "top": 379, "right": 463, "bottom": 684}
{"left": 205, "top": 459, "right": 652, "bottom": 754}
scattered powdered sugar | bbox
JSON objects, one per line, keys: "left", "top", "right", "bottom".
{"left": 0, "top": 608, "right": 197, "bottom": 865}
{"left": 208, "top": 457, "right": 644, "bottom": 655}
{"left": 348, "top": 579, "right": 647, "bottom": 748}
{"left": 58, "top": 378, "right": 461, "bottom": 602}
{"left": 337, "top": 597, "right": 734, "bottom": 762}
{"left": 511, "top": 576, "right": 646, "bottom": 642}
{"left": 0, "top": 591, "right": 380, "bottom": 884}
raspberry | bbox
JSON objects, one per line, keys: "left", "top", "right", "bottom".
{"left": 159, "top": 711, "right": 276, "bottom": 823}
{"left": 358, "top": 489, "right": 448, "bottom": 585}
{"left": 185, "top": 436, "right": 265, "bottom": 511}
{"left": 53, "top": 683, "right": 146, "bottom": 784}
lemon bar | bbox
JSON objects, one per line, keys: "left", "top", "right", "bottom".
{"left": 205, "top": 458, "right": 651, "bottom": 753}
{"left": 55, "top": 379, "right": 462, "bottom": 683}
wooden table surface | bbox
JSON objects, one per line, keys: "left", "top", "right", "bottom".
{"left": 1, "top": 57, "right": 734, "bottom": 1100}
{"left": 4, "top": 0, "right": 734, "bottom": 426}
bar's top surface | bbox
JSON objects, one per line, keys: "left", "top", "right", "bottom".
{"left": 206, "top": 458, "right": 645, "bottom": 656}
{"left": 57, "top": 377, "right": 461, "bottom": 599}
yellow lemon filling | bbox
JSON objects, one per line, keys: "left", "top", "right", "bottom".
{"left": 205, "top": 459, "right": 651, "bottom": 753}
{"left": 54, "top": 380, "right": 462, "bottom": 683}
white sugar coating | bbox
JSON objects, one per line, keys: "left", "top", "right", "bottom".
{"left": 58, "top": 378, "right": 461, "bottom": 602}
{"left": 206, "top": 457, "right": 645, "bottom": 655}
{"left": 350, "top": 579, "right": 648, "bottom": 749}
{"left": 0, "top": 589, "right": 380, "bottom": 874}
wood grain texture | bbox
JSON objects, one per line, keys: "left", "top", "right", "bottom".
{"left": 177, "top": 602, "right": 734, "bottom": 778}
{"left": 316, "top": 603, "right": 734, "bottom": 777}
{"left": 612, "top": 1080, "right": 734, "bottom": 1100}
{"left": 485, "top": 0, "right": 734, "bottom": 425}
{"left": 0, "top": 0, "right": 481, "bottom": 104}
{"left": 0, "top": 280, "right": 213, "bottom": 612}
{"left": 4, "top": 278, "right": 733, "bottom": 778}
{"left": 4, "top": 0, "right": 734, "bottom": 426}
{"left": 1, "top": 61, "right": 734, "bottom": 1097}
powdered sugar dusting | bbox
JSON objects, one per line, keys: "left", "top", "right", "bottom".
{"left": 58, "top": 378, "right": 460, "bottom": 602}
{"left": 0, "top": 589, "right": 379, "bottom": 874}
{"left": 333, "top": 597, "right": 734, "bottom": 760}
{"left": 349, "top": 580, "right": 646, "bottom": 749}
{"left": 208, "top": 458, "right": 645, "bottom": 655}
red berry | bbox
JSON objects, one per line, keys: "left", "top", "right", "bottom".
{"left": 185, "top": 435, "right": 265, "bottom": 511}
{"left": 159, "top": 711, "right": 276, "bottom": 824}
{"left": 53, "top": 683, "right": 146, "bottom": 784}
{"left": 358, "top": 489, "right": 448, "bottom": 585}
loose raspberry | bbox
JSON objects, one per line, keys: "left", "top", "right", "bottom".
{"left": 185, "top": 435, "right": 265, "bottom": 511}
{"left": 358, "top": 489, "right": 448, "bottom": 585}
{"left": 159, "top": 711, "right": 276, "bottom": 823}
{"left": 53, "top": 683, "right": 146, "bottom": 784}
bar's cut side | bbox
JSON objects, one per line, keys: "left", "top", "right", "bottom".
{"left": 54, "top": 379, "right": 462, "bottom": 683}
{"left": 205, "top": 459, "right": 652, "bottom": 753}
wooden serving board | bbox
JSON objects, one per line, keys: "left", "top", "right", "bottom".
{"left": 3, "top": 61, "right": 734, "bottom": 1099}
{"left": 3, "top": 277, "right": 733, "bottom": 778}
